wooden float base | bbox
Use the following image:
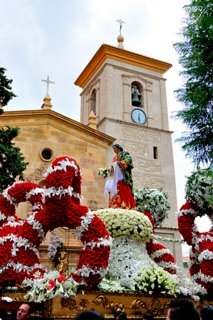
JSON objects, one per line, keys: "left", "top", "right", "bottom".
{"left": 0, "top": 291, "right": 212, "bottom": 319}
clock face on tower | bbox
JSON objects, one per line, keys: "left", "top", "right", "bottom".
{"left": 131, "top": 108, "right": 147, "bottom": 125}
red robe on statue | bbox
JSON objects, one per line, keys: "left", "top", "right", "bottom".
{"left": 104, "top": 154, "right": 136, "bottom": 210}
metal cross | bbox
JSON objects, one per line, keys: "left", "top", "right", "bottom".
{"left": 42, "top": 75, "right": 55, "bottom": 95}
{"left": 116, "top": 19, "right": 125, "bottom": 35}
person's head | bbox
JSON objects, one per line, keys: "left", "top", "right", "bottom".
{"left": 73, "top": 310, "right": 104, "bottom": 320}
{"left": 166, "top": 298, "right": 200, "bottom": 320}
{"left": 143, "top": 311, "right": 154, "bottom": 320}
{"left": 112, "top": 144, "right": 123, "bottom": 153}
{"left": 114, "top": 312, "right": 128, "bottom": 320}
{"left": 16, "top": 303, "right": 31, "bottom": 320}
{"left": 200, "top": 305, "right": 213, "bottom": 320}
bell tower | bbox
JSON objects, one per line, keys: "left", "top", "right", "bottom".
{"left": 74, "top": 35, "right": 180, "bottom": 261}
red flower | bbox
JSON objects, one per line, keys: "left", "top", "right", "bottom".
{"left": 57, "top": 274, "right": 66, "bottom": 282}
{"left": 180, "top": 200, "right": 194, "bottom": 211}
{"left": 143, "top": 211, "right": 155, "bottom": 229}
{"left": 0, "top": 156, "right": 110, "bottom": 290}
{"left": 47, "top": 279, "right": 56, "bottom": 290}
{"left": 178, "top": 211, "right": 195, "bottom": 245}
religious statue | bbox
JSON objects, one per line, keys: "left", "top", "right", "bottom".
{"left": 56, "top": 251, "right": 69, "bottom": 274}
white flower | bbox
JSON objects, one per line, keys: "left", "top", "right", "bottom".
{"left": 47, "top": 232, "right": 63, "bottom": 259}
{"left": 175, "top": 267, "right": 207, "bottom": 300}
{"left": 96, "top": 208, "right": 153, "bottom": 242}
{"left": 98, "top": 168, "right": 110, "bottom": 178}
{"left": 134, "top": 188, "right": 170, "bottom": 226}
{"left": 98, "top": 278, "right": 130, "bottom": 293}
{"left": 134, "top": 266, "right": 179, "bottom": 296}
{"left": 44, "top": 158, "right": 80, "bottom": 177}
{"left": 109, "top": 237, "right": 155, "bottom": 284}
{"left": 75, "top": 210, "right": 96, "bottom": 238}
{"left": 23, "top": 271, "right": 78, "bottom": 302}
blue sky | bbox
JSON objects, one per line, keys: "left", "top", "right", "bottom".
{"left": 0, "top": 0, "right": 197, "bottom": 212}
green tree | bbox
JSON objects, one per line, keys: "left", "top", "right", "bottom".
{"left": 174, "top": 0, "right": 213, "bottom": 167}
{"left": 0, "top": 69, "right": 28, "bottom": 192}
{"left": 0, "top": 67, "right": 16, "bottom": 114}
{"left": 0, "top": 127, "right": 28, "bottom": 193}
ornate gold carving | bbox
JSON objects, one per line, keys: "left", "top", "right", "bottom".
{"left": 60, "top": 294, "right": 170, "bottom": 317}
{"left": 93, "top": 295, "right": 125, "bottom": 313}
{"left": 62, "top": 298, "right": 88, "bottom": 311}
{"left": 131, "top": 298, "right": 147, "bottom": 310}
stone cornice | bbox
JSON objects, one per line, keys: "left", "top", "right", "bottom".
{"left": 98, "top": 116, "right": 174, "bottom": 134}
{"left": 75, "top": 44, "right": 172, "bottom": 88}
{"left": 0, "top": 109, "right": 115, "bottom": 145}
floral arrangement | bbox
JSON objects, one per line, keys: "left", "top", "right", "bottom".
{"left": 1, "top": 155, "right": 211, "bottom": 301}
{"left": 177, "top": 200, "right": 213, "bottom": 297}
{"left": 96, "top": 208, "right": 178, "bottom": 295}
{"left": 96, "top": 207, "right": 202, "bottom": 300}
{"left": 134, "top": 188, "right": 170, "bottom": 226}
{"left": 0, "top": 181, "right": 47, "bottom": 287}
{"left": 100, "top": 237, "right": 156, "bottom": 291}
{"left": 175, "top": 267, "right": 207, "bottom": 301}
{"left": 98, "top": 167, "right": 110, "bottom": 178}
{"left": 22, "top": 271, "right": 78, "bottom": 302}
{"left": 0, "top": 156, "right": 112, "bottom": 294}
{"left": 98, "top": 277, "right": 129, "bottom": 293}
{"left": 185, "top": 167, "right": 213, "bottom": 217}
{"left": 98, "top": 262, "right": 203, "bottom": 300}
{"left": 96, "top": 208, "right": 153, "bottom": 242}
{"left": 134, "top": 265, "right": 178, "bottom": 296}
{"left": 177, "top": 166, "right": 213, "bottom": 298}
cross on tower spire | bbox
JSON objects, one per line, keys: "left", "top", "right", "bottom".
{"left": 42, "top": 75, "right": 55, "bottom": 95}
{"left": 116, "top": 19, "right": 125, "bottom": 35}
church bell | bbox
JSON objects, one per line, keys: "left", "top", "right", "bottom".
{"left": 131, "top": 91, "right": 141, "bottom": 106}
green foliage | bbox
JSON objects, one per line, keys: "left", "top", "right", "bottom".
{"left": 0, "top": 68, "right": 16, "bottom": 114}
{"left": 134, "top": 188, "right": 170, "bottom": 227}
{"left": 185, "top": 167, "right": 213, "bottom": 216}
{"left": 0, "top": 70, "right": 27, "bottom": 192}
{"left": 0, "top": 127, "right": 28, "bottom": 193}
{"left": 174, "top": 0, "right": 213, "bottom": 166}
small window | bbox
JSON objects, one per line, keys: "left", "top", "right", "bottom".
{"left": 40, "top": 148, "right": 53, "bottom": 161}
{"left": 153, "top": 146, "right": 158, "bottom": 159}
{"left": 90, "top": 89, "right": 96, "bottom": 114}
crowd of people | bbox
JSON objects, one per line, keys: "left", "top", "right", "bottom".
{"left": 1, "top": 299, "right": 212, "bottom": 320}
{"left": 73, "top": 300, "right": 213, "bottom": 320}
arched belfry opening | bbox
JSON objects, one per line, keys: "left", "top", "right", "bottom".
{"left": 90, "top": 89, "right": 96, "bottom": 114}
{"left": 131, "top": 81, "right": 143, "bottom": 107}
